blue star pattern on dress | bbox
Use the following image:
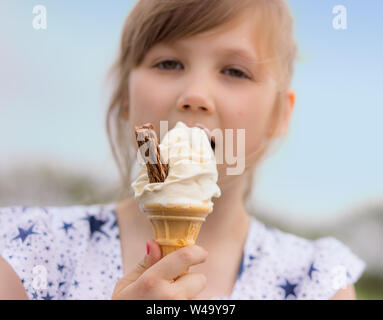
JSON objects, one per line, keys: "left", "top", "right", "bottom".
{"left": 12, "top": 225, "right": 39, "bottom": 243}
{"left": 42, "top": 292, "right": 54, "bottom": 300}
{"left": 308, "top": 262, "right": 319, "bottom": 280}
{"left": 211, "top": 218, "right": 366, "bottom": 300}
{"left": 0, "top": 204, "right": 366, "bottom": 300}
{"left": 0, "top": 204, "right": 120, "bottom": 299}
{"left": 278, "top": 279, "right": 298, "bottom": 299}
{"left": 60, "top": 222, "right": 75, "bottom": 235}
{"left": 110, "top": 216, "right": 118, "bottom": 230}
{"left": 81, "top": 214, "right": 109, "bottom": 239}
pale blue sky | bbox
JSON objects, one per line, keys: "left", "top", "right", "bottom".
{"left": 1, "top": 1, "right": 382, "bottom": 220}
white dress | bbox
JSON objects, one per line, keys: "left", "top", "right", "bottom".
{"left": 0, "top": 203, "right": 366, "bottom": 300}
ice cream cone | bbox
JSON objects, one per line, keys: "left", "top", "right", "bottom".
{"left": 133, "top": 122, "right": 220, "bottom": 281}
{"left": 142, "top": 201, "right": 212, "bottom": 278}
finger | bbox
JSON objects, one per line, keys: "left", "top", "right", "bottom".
{"left": 171, "top": 272, "right": 207, "bottom": 300}
{"left": 150, "top": 245, "right": 207, "bottom": 281}
{"left": 129, "top": 239, "right": 162, "bottom": 277}
{"left": 114, "top": 239, "right": 162, "bottom": 295}
{"left": 146, "top": 239, "right": 163, "bottom": 265}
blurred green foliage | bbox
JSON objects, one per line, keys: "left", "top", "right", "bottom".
{"left": 355, "top": 275, "right": 383, "bottom": 300}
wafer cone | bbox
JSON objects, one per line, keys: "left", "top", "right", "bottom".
{"left": 142, "top": 201, "right": 212, "bottom": 278}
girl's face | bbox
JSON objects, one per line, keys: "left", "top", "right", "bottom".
{"left": 126, "top": 13, "right": 294, "bottom": 188}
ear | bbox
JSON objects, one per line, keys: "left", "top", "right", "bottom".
{"left": 267, "top": 90, "right": 295, "bottom": 138}
{"left": 274, "top": 89, "right": 296, "bottom": 137}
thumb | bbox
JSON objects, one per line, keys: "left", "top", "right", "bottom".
{"left": 120, "top": 239, "right": 162, "bottom": 285}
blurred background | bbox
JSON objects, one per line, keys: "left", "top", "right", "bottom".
{"left": 0, "top": 0, "right": 382, "bottom": 299}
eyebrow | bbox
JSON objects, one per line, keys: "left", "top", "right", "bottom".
{"left": 218, "top": 47, "right": 259, "bottom": 66}
{"left": 158, "top": 42, "right": 259, "bottom": 65}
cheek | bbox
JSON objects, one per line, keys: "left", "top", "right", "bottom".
{"left": 244, "top": 107, "right": 271, "bottom": 155}
{"left": 222, "top": 94, "right": 274, "bottom": 156}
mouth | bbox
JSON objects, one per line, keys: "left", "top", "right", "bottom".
{"left": 189, "top": 123, "right": 215, "bottom": 152}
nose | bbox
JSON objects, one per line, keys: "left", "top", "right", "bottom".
{"left": 176, "top": 94, "right": 215, "bottom": 115}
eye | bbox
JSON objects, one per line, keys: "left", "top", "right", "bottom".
{"left": 222, "top": 68, "right": 251, "bottom": 80}
{"left": 153, "top": 60, "right": 251, "bottom": 80}
{"left": 154, "top": 60, "right": 183, "bottom": 70}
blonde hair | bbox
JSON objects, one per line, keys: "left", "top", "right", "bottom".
{"left": 105, "top": 0, "right": 299, "bottom": 204}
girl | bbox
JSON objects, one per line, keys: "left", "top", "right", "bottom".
{"left": 0, "top": 0, "right": 365, "bottom": 300}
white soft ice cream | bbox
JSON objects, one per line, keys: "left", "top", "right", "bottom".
{"left": 131, "top": 121, "right": 221, "bottom": 209}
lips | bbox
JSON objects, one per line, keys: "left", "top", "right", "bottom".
{"left": 187, "top": 122, "right": 215, "bottom": 152}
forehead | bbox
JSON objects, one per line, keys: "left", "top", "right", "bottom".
{"left": 152, "top": 12, "right": 260, "bottom": 64}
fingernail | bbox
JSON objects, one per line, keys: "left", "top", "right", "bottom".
{"left": 205, "top": 251, "right": 209, "bottom": 258}
{"left": 146, "top": 241, "right": 150, "bottom": 255}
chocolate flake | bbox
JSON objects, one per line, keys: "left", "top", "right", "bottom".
{"left": 134, "top": 123, "right": 169, "bottom": 183}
